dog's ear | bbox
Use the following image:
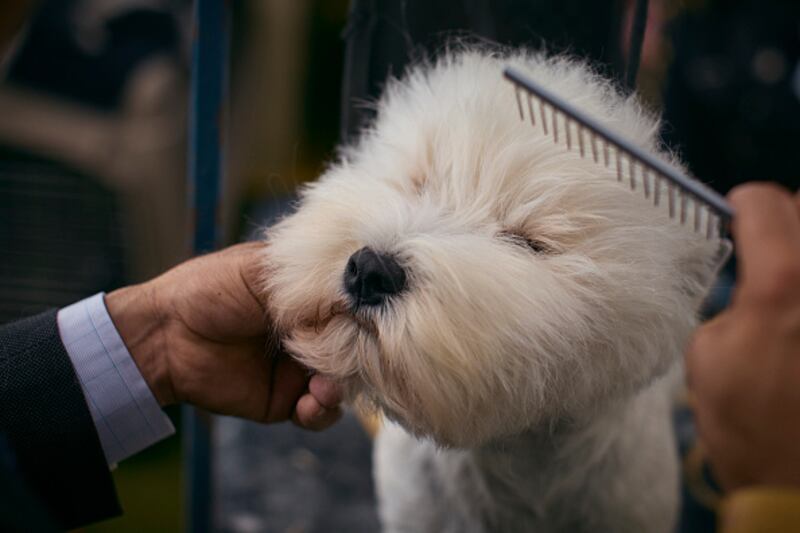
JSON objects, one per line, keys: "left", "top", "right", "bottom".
{"left": 679, "top": 238, "right": 733, "bottom": 307}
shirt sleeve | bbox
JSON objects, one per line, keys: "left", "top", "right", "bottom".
{"left": 56, "top": 293, "right": 175, "bottom": 466}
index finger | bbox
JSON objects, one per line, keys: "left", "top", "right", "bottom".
{"left": 728, "top": 183, "right": 800, "bottom": 282}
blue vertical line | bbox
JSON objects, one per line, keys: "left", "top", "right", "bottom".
{"left": 185, "top": 0, "right": 229, "bottom": 531}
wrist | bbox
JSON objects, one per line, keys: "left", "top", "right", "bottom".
{"left": 105, "top": 283, "right": 175, "bottom": 406}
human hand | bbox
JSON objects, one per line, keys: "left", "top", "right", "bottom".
{"left": 105, "top": 242, "right": 342, "bottom": 431}
{"left": 686, "top": 183, "right": 800, "bottom": 491}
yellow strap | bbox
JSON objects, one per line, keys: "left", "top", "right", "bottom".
{"left": 720, "top": 487, "right": 800, "bottom": 533}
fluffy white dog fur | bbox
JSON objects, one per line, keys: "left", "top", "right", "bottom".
{"left": 264, "top": 49, "right": 725, "bottom": 532}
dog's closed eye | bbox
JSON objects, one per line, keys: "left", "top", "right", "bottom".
{"left": 498, "top": 230, "right": 551, "bottom": 254}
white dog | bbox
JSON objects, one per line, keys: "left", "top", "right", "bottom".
{"left": 264, "top": 48, "right": 725, "bottom": 532}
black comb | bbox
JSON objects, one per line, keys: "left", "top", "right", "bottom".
{"left": 503, "top": 67, "right": 734, "bottom": 239}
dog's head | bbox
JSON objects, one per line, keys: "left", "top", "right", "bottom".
{"left": 264, "top": 50, "right": 723, "bottom": 447}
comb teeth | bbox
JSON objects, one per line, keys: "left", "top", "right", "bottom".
{"left": 506, "top": 68, "right": 734, "bottom": 239}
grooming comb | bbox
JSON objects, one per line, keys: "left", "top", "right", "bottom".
{"left": 503, "top": 67, "right": 734, "bottom": 239}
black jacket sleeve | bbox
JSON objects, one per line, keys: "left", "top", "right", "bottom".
{"left": 0, "top": 310, "right": 122, "bottom": 529}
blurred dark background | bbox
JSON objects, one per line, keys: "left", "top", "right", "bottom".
{"left": 0, "top": 0, "right": 796, "bottom": 531}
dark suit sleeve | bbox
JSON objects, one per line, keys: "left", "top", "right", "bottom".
{"left": 0, "top": 310, "right": 122, "bottom": 529}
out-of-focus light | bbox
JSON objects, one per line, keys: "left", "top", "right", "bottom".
{"left": 751, "top": 47, "right": 787, "bottom": 85}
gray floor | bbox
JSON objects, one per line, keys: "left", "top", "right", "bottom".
{"left": 215, "top": 411, "right": 380, "bottom": 533}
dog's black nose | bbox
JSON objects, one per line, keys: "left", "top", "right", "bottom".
{"left": 344, "top": 247, "right": 406, "bottom": 306}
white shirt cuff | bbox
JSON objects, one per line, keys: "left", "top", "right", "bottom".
{"left": 57, "top": 293, "right": 175, "bottom": 466}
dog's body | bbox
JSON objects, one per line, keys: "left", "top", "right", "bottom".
{"left": 265, "top": 49, "right": 723, "bottom": 532}
{"left": 375, "top": 373, "right": 678, "bottom": 532}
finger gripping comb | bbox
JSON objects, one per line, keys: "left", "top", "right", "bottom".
{"left": 503, "top": 67, "right": 734, "bottom": 240}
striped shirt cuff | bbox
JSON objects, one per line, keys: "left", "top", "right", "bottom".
{"left": 57, "top": 293, "right": 175, "bottom": 466}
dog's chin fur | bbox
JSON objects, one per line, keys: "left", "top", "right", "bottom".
{"left": 264, "top": 47, "right": 725, "bottom": 531}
